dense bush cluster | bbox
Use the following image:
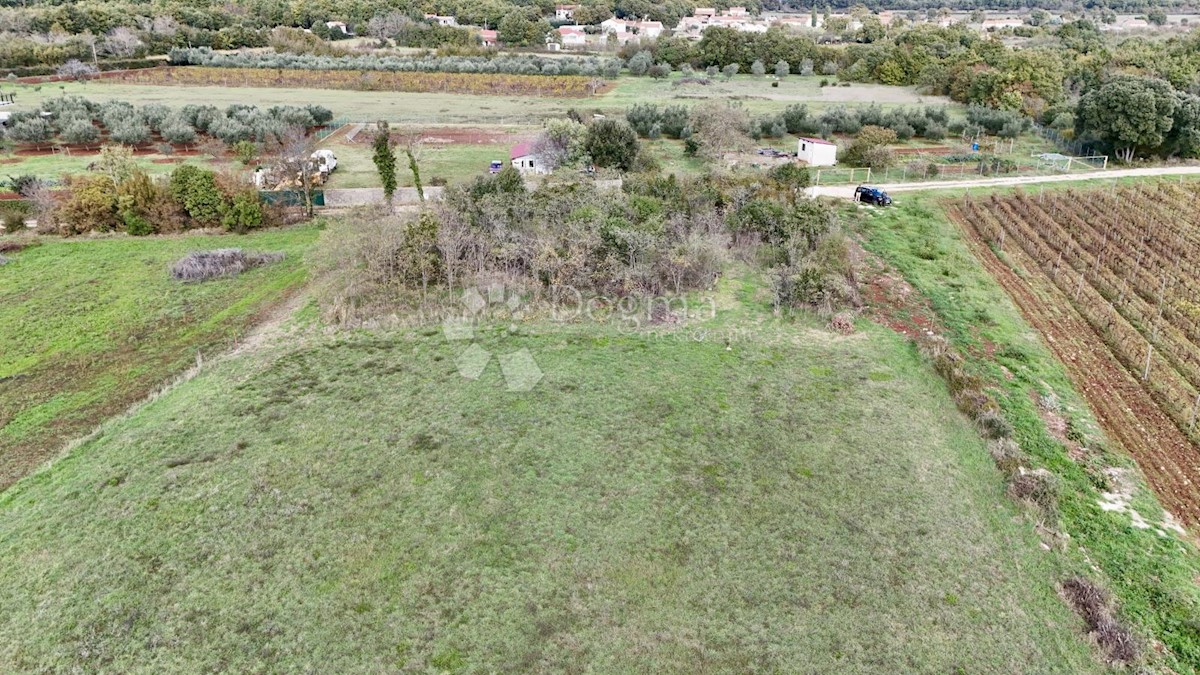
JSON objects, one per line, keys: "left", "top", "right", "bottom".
{"left": 625, "top": 104, "right": 691, "bottom": 140}
{"left": 1, "top": 95, "right": 332, "bottom": 149}
{"left": 772, "top": 103, "right": 950, "bottom": 140}
{"left": 619, "top": 102, "right": 950, "bottom": 154}
{"left": 963, "top": 105, "right": 1030, "bottom": 139}
{"left": 13, "top": 152, "right": 275, "bottom": 237}
{"left": 168, "top": 47, "right": 623, "bottom": 78}
{"left": 0, "top": 16, "right": 266, "bottom": 70}
{"left": 320, "top": 164, "right": 849, "bottom": 323}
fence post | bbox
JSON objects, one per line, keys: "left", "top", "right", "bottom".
{"left": 1143, "top": 343, "right": 1153, "bottom": 381}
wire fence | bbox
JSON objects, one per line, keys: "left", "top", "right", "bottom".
{"left": 313, "top": 117, "right": 351, "bottom": 142}
{"left": 1033, "top": 123, "right": 1105, "bottom": 159}
{"left": 814, "top": 156, "right": 1111, "bottom": 186}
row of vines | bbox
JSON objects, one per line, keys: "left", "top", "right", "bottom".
{"left": 115, "top": 66, "right": 607, "bottom": 98}
{"left": 959, "top": 183, "right": 1200, "bottom": 447}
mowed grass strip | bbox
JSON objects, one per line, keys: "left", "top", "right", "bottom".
{"left": 0, "top": 225, "right": 318, "bottom": 488}
{"left": 0, "top": 322, "right": 1098, "bottom": 672}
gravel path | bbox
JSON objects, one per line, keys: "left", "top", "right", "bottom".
{"left": 808, "top": 165, "right": 1200, "bottom": 199}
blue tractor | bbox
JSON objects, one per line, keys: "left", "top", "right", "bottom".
{"left": 854, "top": 185, "right": 893, "bottom": 206}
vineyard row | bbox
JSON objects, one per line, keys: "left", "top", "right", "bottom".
{"left": 958, "top": 185, "right": 1200, "bottom": 445}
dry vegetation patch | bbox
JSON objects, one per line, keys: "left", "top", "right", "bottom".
{"left": 170, "top": 248, "right": 285, "bottom": 282}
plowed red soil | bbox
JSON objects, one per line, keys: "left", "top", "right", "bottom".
{"left": 948, "top": 204, "right": 1200, "bottom": 525}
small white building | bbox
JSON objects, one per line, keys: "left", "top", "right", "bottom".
{"left": 479, "top": 29, "right": 498, "bottom": 46}
{"left": 510, "top": 141, "right": 546, "bottom": 174}
{"left": 424, "top": 14, "right": 459, "bottom": 27}
{"left": 637, "top": 20, "right": 665, "bottom": 38}
{"left": 797, "top": 137, "right": 837, "bottom": 166}
{"left": 555, "top": 4, "right": 578, "bottom": 21}
{"left": 557, "top": 26, "right": 587, "bottom": 47}
{"left": 600, "top": 17, "right": 629, "bottom": 34}
{"left": 979, "top": 17, "right": 1024, "bottom": 30}
{"left": 324, "top": 21, "right": 351, "bottom": 35}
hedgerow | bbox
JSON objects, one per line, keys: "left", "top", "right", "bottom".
{"left": 168, "top": 47, "right": 622, "bottom": 78}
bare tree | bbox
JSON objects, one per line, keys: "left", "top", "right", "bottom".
{"left": 148, "top": 15, "right": 179, "bottom": 37}
{"left": 265, "top": 126, "right": 320, "bottom": 218}
{"left": 689, "top": 101, "right": 751, "bottom": 160}
{"left": 102, "top": 27, "right": 143, "bottom": 58}
{"left": 434, "top": 205, "right": 472, "bottom": 290}
{"left": 56, "top": 59, "right": 99, "bottom": 81}
{"left": 366, "top": 12, "right": 408, "bottom": 41}
{"left": 22, "top": 179, "right": 58, "bottom": 233}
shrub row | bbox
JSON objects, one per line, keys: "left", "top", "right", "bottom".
{"left": 777, "top": 103, "right": 950, "bottom": 141}
{"left": 0, "top": 58, "right": 162, "bottom": 79}
{"left": 2, "top": 95, "right": 331, "bottom": 149}
{"left": 168, "top": 47, "right": 623, "bottom": 78}
{"left": 21, "top": 164, "right": 275, "bottom": 237}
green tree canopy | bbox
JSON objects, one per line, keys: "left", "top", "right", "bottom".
{"left": 1076, "top": 76, "right": 1179, "bottom": 162}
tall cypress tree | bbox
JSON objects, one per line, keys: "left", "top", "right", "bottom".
{"left": 372, "top": 120, "right": 397, "bottom": 208}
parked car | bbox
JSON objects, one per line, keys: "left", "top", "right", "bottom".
{"left": 489, "top": 160, "right": 503, "bottom": 174}
{"left": 854, "top": 185, "right": 892, "bottom": 206}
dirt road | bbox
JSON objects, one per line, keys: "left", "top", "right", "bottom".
{"left": 809, "top": 165, "right": 1200, "bottom": 199}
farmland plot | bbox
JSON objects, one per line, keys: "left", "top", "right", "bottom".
{"left": 114, "top": 66, "right": 609, "bottom": 98}
{"left": 950, "top": 183, "right": 1200, "bottom": 523}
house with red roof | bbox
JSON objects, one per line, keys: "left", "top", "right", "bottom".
{"left": 557, "top": 25, "right": 587, "bottom": 47}
{"left": 511, "top": 141, "right": 546, "bottom": 174}
{"left": 797, "top": 137, "right": 837, "bottom": 166}
{"left": 478, "top": 29, "right": 498, "bottom": 46}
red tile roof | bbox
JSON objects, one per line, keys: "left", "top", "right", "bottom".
{"left": 511, "top": 141, "right": 534, "bottom": 159}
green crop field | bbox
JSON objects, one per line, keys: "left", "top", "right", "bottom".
{"left": 0, "top": 263, "right": 1099, "bottom": 671}
{"left": 0, "top": 225, "right": 319, "bottom": 490}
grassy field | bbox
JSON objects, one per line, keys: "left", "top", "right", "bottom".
{"left": 5, "top": 74, "right": 956, "bottom": 126}
{"left": 0, "top": 225, "right": 319, "bottom": 490}
{"left": 850, "top": 187, "right": 1200, "bottom": 670}
{"left": 0, "top": 152, "right": 220, "bottom": 184}
{"left": 321, "top": 136, "right": 516, "bottom": 189}
{"left": 0, "top": 260, "right": 1101, "bottom": 671}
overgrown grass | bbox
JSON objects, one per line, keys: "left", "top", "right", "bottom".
{"left": 321, "top": 137, "right": 515, "bottom": 189}
{"left": 852, "top": 190, "right": 1200, "bottom": 671}
{"left": 0, "top": 225, "right": 318, "bottom": 488}
{"left": 0, "top": 281, "right": 1099, "bottom": 670}
{"left": 0, "top": 151, "right": 220, "bottom": 183}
